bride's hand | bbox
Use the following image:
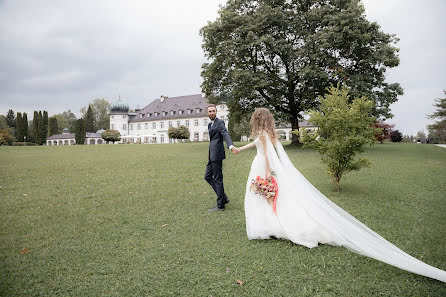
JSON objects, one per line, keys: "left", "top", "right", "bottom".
{"left": 266, "top": 169, "right": 272, "bottom": 179}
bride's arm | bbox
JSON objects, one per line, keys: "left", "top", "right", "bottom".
{"left": 260, "top": 135, "right": 271, "bottom": 178}
{"left": 237, "top": 141, "right": 256, "bottom": 152}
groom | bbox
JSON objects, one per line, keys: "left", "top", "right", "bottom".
{"left": 205, "top": 104, "right": 238, "bottom": 212}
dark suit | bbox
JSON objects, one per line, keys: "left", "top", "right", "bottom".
{"left": 204, "top": 117, "right": 234, "bottom": 209}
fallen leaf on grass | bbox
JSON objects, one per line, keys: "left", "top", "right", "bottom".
{"left": 202, "top": 192, "right": 208, "bottom": 195}
{"left": 128, "top": 192, "right": 132, "bottom": 194}
{"left": 20, "top": 248, "right": 30, "bottom": 254}
{"left": 236, "top": 280, "right": 244, "bottom": 285}
{"left": 48, "top": 204, "right": 54, "bottom": 207}
{"left": 162, "top": 224, "right": 168, "bottom": 227}
{"left": 23, "top": 194, "right": 28, "bottom": 197}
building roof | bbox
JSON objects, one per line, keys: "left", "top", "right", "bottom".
{"left": 47, "top": 132, "right": 102, "bottom": 140}
{"left": 129, "top": 94, "right": 210, "bottom": 123}
{"left": 110, "top": 99, "right": 130, "bottom": 114}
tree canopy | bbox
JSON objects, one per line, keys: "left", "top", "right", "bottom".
{"left": 200, "top": 0, "right": 402, "bottom": 144}
{"left": 428, "top": 90, "right": 446, "bottom": 143}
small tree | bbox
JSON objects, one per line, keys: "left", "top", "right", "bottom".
{"left": 6, "top": 109, "right": 15, "bottom": 128}
{"left": 168, "top": 126, "right": 179, "bottom": 140}
{"left": 373, "top": 120, "right": 394, "bottom": 144}
{"left": 177, "top": 125, "right": 190, "bottom": 140}
{"left": 85, "top": 105, "right": 95, "bottom": 132}
{"left": 0, "top": 129, "right": 15, "bottom": 145}
{"left": 74, "top": 118, "right": 86, "bottom": 144}
{"left": 42, "top": 111, "right": 48, "bottom": 141}
{"left": 416, "top": 131, "right": 426, "bottom": 143}
{"left": 16, "top": 112, "right": 23, "bottom": 141}
{"left": 22, "top": 112, "right": 28, "bottom": 141}
{"left": 390, "top": 130, "right": 402, "bottom": 142}
{"left": 38, "top": 111, "right": 45, "bottom": 145}
{"left": 299, "top": 85, "right": 379, "bottom": 191}
{"left": 101, "top": 129, "right": 121, "bottom": 143}
{"left": 49, "top": 117, "right": 58, "bottom": 136}
{"left": 33, "top": 111, "right": 39, "bottom": 144}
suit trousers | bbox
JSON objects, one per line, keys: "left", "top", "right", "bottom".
{"left": 204, "top": 159, "right": 228, "bottom": 209}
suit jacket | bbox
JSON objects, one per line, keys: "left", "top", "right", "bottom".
{"left": 208, "top": 117, "right": 233, "bottom": 161}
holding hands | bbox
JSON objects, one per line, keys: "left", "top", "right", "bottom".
{"left": 231, "top": 147, "right": 240, "bottom": 154}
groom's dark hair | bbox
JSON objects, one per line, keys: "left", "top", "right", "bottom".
{"left": 207, "top": 104, "right": 216, "bottom": 111}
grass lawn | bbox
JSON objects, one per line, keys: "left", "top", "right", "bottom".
{"left": 0, "top": 142, "right": 445, "bottom": 296}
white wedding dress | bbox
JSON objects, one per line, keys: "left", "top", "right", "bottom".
{"left": 241, "top": 133, "right": 446, "bottom": 283}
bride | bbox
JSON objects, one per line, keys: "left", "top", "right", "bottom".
{"left": 234, "top": 107, "right": 446, "bottom": 283}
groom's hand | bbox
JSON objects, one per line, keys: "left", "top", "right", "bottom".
{"left": 231, "top": 147, "right": 240, "bottom": 154}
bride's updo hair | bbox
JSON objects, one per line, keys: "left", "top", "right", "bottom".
{"left": 250, "top": 108, "right": 277, "bottom": 145}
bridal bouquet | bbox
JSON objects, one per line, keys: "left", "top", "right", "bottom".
{"left": 250, "top": 176, "right": 278, "bottom": 212}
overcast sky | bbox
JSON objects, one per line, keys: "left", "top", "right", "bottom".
{"left": 1, "top": 0, "right": 445, "bottom": 136}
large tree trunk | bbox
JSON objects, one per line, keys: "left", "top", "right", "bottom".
{"left": 290, "top": 116, "right": 301, "bottom": 146}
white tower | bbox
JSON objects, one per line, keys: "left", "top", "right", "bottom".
{"left": 109, "top": 97, "right": 130, "bottom": 136}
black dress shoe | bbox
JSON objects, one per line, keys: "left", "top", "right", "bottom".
{"left": 207, "top": 206, "right": 224, "bottom": 212}
{"left": 225, "top": 198, "right": 230, "bottom": 204}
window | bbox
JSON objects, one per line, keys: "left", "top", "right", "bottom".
{"left": 130, "top": 124, "right": 134, "bottom": 130}
{"left": 194, "top": 132, "right": 199, "bottom": 141}
{"left": 145, "top": 123, "right": 148, "bottom": 129}
{"left": 111, "top": 124, "right": 115, "bottom": 129}
{"left": 170, "top": 110, "right": 175, "bottom": 115}
{"left": 185, "top": 120, "right": 189, "bottom": 127}
{"left": 176, "top": 120, "right": 180, "bottom": 127}
{"left": 155, "top": 112, "right": 159, "bottom": 117}
{"left": 163, "top": 111, "right": 167, "bottom": 116}
{"left": 196, "top": 108, "right": 201, "bottom": 113}
{"left": 203, "top": 119, "right": 208, "bottom": 126}
{"left": 123, "top": 124, "right": 127, "bottom": 130}
{"left": 137, "top": 124, "right": 141, "bottom": 130}
{"left": 160, "top": 134, "right": 164, "bottom": 143}
{"left": 194, "top": 119, "right": 199, "bottom": 126}
{"left": 168, "top": 121, "right": 172, "bottom": 127}
{"left": 179, "top": 110, "right": 183, "bottom": 115}
{"left": 187, "top": 109, "right": 192, "bottom": 114}
{"left": 147, "top": 113, "right": 151, "bottom": 118}
{"left": 152, "top": 122, "right": 156, "bottom": 129}
{"left": 160, "top": 122, "right": 164, "bottom": 128}
{"left": 139, "top": 114, "right": 143, "bottom": 118}
{"left": 111, "top": 116, "right": 114, "bottom": 119}
{"left": 122, "top": 115, "right": 126, "bottom": 119}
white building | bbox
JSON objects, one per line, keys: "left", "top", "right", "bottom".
{"left": 110, "top": 94, "right": 229, "bottom": 144}
{"left": 46, "top": 129, "right": 105, "bottom": 145}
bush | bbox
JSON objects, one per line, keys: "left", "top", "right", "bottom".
{"left": 390, "top": 130, "right": 403, "bottom": 142}
{"left": 0, "top": 129, "right": 15, "bottom": 145}
{"left": 12, "top": 142, "right": 37, "bottom": 146}
{"left": 101, "top": 129, "right": 121, "bottom": 143}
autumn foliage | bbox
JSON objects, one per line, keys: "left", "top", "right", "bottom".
{"left": 373, "top": 121, "right": 394, "bottom": 143}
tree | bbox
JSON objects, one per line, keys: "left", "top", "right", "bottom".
{"left": 81, "top": 99, "right": 111, "bottom": 130}
{"left": 416, "top": 131, "right": 426, "bottom": 143}
{"left": 22, "top": 112, "right": 28, "bottom": 141}
{"left": 177, "top": 125, "right": 190, "bottom": 140}
{"left": 101, "top": 129, "right": 121, "bottom": 143}
{"left": 49, "top": 117, "right": 59, "bottom": 136}
{"left": 6, "top": 109, "right": 15, "bottom": 128}
{"left": 168, "top": 126, "right": 179, "bottom": 140}
{"left": 228, "top": 114, "right": 251, "bottom": 141}
{"left": 74, "top": 118, "right": 86, "bottom": 144}
{"left": 0, "top": 115, "right": 14, "bottom": 136}
{"left": 427, "top": 91, "right": 446, "bottom": 143}
{"left": 299, "top": 85, "right": 379, "bottom": 191}
{"left": 33, "top": 111, "right": 39, "bottom": 144}
{"left": 85, "top": 105, "right": 95, "bottom": 132}
{"left": 373, "top": 120, "right": 394, "bottom": 144}
{"left": 390, "top": 130, "right": 402, "bottom": 142}
{"left": 0, "top": 129, "right": 15, "bottom": 145}
{"left": 42, "top": 111, "right": 48, "bottom": 140}
{"left": 200, "top": 0, "right": 402, "bottom": 145}
{"left": 16, "top": 112, "right": 23, "bottom": 141}
{"left": 37, "top": 111, "right": 46, "bottom": 145}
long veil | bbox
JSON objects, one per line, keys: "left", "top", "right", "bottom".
{"left": 265, "top": 136, "right": 446, "bottom": 283}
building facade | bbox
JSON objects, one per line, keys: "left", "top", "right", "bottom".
{"left": 110, "top": 94, "right": 229, "bottom": 144}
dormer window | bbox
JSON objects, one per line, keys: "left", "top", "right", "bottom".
{"left": 170, "top": 110, "right": 175, "bottom": 115}
{"left": 187, "top": 109, "right": 192, "bottom": 114}
{"left": 179, "top": 110, "right": 183, "bottom": 115}
{"left": 163, "top": 111, "right": 167, "bottom": 116}
{"left": 154, "top": 112, "right": 159, "bottom": 117}
{"left": 196, "top": 108, "right": 201, "bottom": 113}
{"left": 147, "top": 113, "right": 151, "bottom": 118}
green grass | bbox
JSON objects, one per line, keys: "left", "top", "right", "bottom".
{"left": 0, "top": 142, "right": 445, "bottom": 296}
